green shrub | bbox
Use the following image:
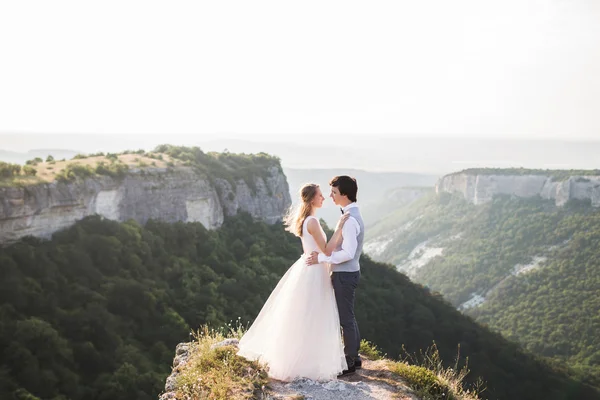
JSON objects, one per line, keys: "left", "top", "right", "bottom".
{"left": 23, "top": 166, "right": 37, "bottom": 176}
{"left": 56, "top": 164, "right": 94, "bottom": 182}
{"left": 392, "top": 362, "right": 449, "bottom": 398}
{"left": 95, "top": 161, "right": 129, "bottom": 178}
{"left": 360, "top": 339, "right": 384, "bottom": 360}
{"left": 0, "top": 162, "right": 21, "bottom": 179}
{"left": 25, "top": 157, "right": 42, "bottom": 166}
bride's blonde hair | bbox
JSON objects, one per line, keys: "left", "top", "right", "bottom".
{"left": 284, "top": 183, "right": 319, "bottom": 237}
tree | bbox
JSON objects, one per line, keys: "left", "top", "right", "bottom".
{"left": 0, "top": 162, "right": 21, "bottom": 178}
{"left": 23, "top": 166, "right": 37, "bottom": 176}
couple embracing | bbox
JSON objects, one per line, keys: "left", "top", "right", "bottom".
{"left": 237, "top": 175, "right": 364, "bottom": 381}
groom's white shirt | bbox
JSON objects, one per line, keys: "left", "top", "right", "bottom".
{"left": 317, "top": 203, "right": 361, "bottom": 265}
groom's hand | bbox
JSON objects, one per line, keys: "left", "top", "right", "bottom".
{"left": 306, "top": 251, "right": 319, "bottom": 266}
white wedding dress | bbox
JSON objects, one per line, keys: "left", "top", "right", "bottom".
{"left": 237, "top": 215, "right": 347, "bottom": 381}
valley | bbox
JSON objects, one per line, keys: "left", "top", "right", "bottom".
{"left": 365, "top": 171, "right": 600, "bottom": 381}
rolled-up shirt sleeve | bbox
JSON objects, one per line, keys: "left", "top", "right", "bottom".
{"left": 317, "top": 218, "right": 360, "bottom": 264}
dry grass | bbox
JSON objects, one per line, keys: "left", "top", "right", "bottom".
{"left": 389, "top": 344, "right": 485, "bottom": 400}
{"left": 174, "top": 325, "right": 268, "bottom": 400}
{"left": 36, "top": 154, "right": 173, "bottom": 182}
{"left": 1, "top": 153, "right": 180, "bottom": 186}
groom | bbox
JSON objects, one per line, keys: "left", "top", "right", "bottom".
{"left": 306, "top": 175, "right": 364, "bottom": 376}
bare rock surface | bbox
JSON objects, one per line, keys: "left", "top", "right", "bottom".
{"left": 265, "top": 359, "right": 418, "bottom": 400}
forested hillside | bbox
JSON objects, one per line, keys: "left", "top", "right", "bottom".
{"left": 0, "top": 214, "right": 598, "bottom": 399}
{"left": 366, "top": 192, "right": 600, "bottom": 382}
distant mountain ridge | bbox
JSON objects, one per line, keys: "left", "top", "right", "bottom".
{"left": 0, "top": 149, "right": 79, "bottom": 164}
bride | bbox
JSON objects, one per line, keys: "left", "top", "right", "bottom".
{"left": 237, "top": 183, "right": 349, "bottom": 381}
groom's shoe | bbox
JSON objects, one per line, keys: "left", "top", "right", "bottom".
{"left": 338, "top": 356, "right": 356, "bottom": 377}
{"left": 337, "top": 365, "right": 356, "bottom": 377}
{"left": 354, "top": 358, "right": 362, "bottom": 369}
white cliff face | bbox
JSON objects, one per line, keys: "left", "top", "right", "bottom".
{"left": 436, "top": 173, "right": 600, "bottom": 207}
{"left": 94, "top": 189, "right": 121, "bottom": 220}
{"left": 0, "top": 166, "right": 291, "bottom": 244}
{"left": 215, "top": 166, "right": 291, "bottom": 224}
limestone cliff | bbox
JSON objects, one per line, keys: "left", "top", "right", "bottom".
{"left": 436, "top": 170, "right": 600, "bottom": 206}
{"left": 0, "top": 165, "right": 291, "bottom": 244}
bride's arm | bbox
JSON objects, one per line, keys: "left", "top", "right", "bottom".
{"left": 307, "top": 215, "right": 349, "bottom": 256}
{"left": 325, "top": 225, "right": 344, "bottom": 255}
{"left": 323, "top": 213, "right": 350, "bottom": 255}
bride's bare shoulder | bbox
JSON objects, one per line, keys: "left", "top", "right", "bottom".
{"left": 305, "top": 216, "right": 320, "bottom": 233}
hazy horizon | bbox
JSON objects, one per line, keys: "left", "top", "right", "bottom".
{"left": 1, "top": 133, "right": 599, "bottom": 175}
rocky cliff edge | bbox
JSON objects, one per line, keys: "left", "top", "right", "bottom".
{"left": 436, "top": 169, "right": 600, "bottom": 206}
{"left": 0, "top": 162, "right": 291, "bottom": 244}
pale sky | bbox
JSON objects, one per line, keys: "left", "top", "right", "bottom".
{"left": 1, "top": 0, "right": 599, "bottom": 139}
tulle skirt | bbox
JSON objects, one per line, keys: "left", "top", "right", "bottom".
{"left": 237, "top": 256, "right": 347, "bottom": 381}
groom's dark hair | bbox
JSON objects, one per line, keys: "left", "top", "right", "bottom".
{"left": 329, "top": 175, "right": 358, "bottom": 202}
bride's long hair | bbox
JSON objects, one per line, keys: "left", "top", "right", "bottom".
{"left": 283, "top": 183, "right": 319, "bottom": 237}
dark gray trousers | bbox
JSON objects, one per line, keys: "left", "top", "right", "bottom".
{"left": 332, "top": 271, "right": 361, "bottom": 363}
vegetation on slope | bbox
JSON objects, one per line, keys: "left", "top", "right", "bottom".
{"left": 367, "top": 193, "right": 600, "bottom": 383}
{"left": 154, "top": 145, "right": 282, "bottom": 192}
{"left": 0, "top": 214, "right": 597, "bottom": 399}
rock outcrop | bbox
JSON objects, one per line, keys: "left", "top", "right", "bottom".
{"left": 161, "top": 339, "right": 418, "bottom": 400}
{"left": 0, "top": 165, "right": 291, "bottom": 243}
{"left": 436, "top": 172, "right": 600, "bottom": 206}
